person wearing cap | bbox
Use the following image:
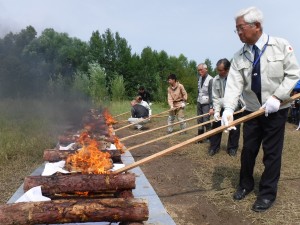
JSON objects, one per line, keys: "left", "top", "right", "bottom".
{"left": 221, "top": 6, "right": 300, "bottom": 212}
{"left": 128, "top": 96, "right": 150, "bottom": 130}
{"left": 167, "top": 73, "right": 188, "bottom": 134}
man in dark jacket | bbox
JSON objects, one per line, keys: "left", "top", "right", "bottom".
{"left": 138, "top": 86, "right": 151, "bottom": 103}
{"left": 128, "top": 97, "right": 150, "bottom": 130}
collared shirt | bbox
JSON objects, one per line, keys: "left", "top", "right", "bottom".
{"left": 197, "top": 74, "right": 213, "bottom": 104}
{"left": 224, "top": 33, "right": 300, "bottom": 112}
{"left": 167, "top": 82, "right": 188, "bottom": 108}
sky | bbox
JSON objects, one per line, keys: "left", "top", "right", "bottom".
{"left": 1, "top": 0, "right": 300, "bottom": 66}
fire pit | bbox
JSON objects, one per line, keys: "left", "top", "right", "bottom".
{"left": 3, "top": 109, "right": 176, "bottom": 225}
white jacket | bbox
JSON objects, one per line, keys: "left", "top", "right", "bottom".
{"left": 224, "top": 33, "right": 300, "bottom": 112}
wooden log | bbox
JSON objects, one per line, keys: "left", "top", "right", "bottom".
{"left": 47, "top": 189, "right": 133, "bottom": 199}
{"left": 0, "top": 198, "right": 148, "bottom": 225}
{"left": 58, "top": 135, "right": 79, "bottom": 145}
{"left": 43, "top": 149, "right": 122, "bottom": 163}
{"left": 24, "top": 173, "right": 136, "bottom": 195}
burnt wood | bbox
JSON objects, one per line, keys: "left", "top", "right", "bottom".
{"left": 43, "top": 149, "right": 122, "bottom": 163}
{"left": 24, "top": 173, "right": 136, "bottom": 195}
{"left": 0, "top": 198, "right": 148, "bottom": 225}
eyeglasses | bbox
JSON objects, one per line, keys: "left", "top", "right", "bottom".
{"left": 234, "top": 23, "right": 253, "bottom": 33}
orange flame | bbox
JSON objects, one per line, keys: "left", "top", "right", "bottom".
{"left": 114, "top": 136, "right": 125, "bottom": 153}
{"left": 66, "top": 132, "right": 113, "bottom": 174}
{"left": 107, "top": 125, "right": 115, "bottom": 136}
{"left": 103, "top": 109, "right": 117, "bottom": 125}
{"left": 75, "top": 191, "right": 89, "bottom": 196}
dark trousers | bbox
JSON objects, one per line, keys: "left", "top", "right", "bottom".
{"left": 210, "top": 110, "right": 241, "bottom": 151}
{"left": 197, "top": 102, "right": 211, "bottom": 132}
{"left": 239, "top": 108, "right": 288, "bottom": 201}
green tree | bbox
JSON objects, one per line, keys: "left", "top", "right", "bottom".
{"left": 72, "top": 71, "right": 90, "bottom": 97}
{"left": 111, "top": 75, "right": 126, "bottom": 101}
{"left": 88, "top": 63, "right": 109, "bottom": 106}
{"left": 204, "top": 58, "right": 216, "bottom": 77}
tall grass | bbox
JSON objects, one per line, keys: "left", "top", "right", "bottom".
{"left": 0, "top": 98, "right": 90, "bottom": 203}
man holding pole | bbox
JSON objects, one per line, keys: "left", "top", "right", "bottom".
{"left": 221, "top": 6, "right": 300, "bottom": 212}
{"left": 167, "top": 73, "right": 188, "bottom": 134}
{"left": 208, "top": 58, "right": 244, "bottom": 156}
{"left": 196, "top": 63, "right": 213, "bottom": 143}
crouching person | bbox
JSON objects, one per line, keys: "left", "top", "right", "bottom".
{"left": 128, "top": 97, "right": 150, "bottom": 130}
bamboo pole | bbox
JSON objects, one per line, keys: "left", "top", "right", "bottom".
{"left": 123, "top": 110, "right": 242, "bottom": 151}
{"left": 113, "top": 109, "right": 261, "bottom": 174}
{"left": 114, "top": 106, "right": 186, "bottom": 132}
{"left": 113, "top": 92, "right": 300, "bottom": 174}
{"left": 120, "top": 113, "right": 209, "bottom": 141}
{"left": 113, "top": 111, "right": 131, "bottom": 118}
{"left": 115, "top": 103, "right": 188, "bottom": 124}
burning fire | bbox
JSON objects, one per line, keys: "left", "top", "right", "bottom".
{"left": 66, "top": 132, "right": 113, "bottom": 174}
{"left": 103, "top": 109, "right": 117, "bottom": 125}
{"left": 107, "top": 125, "right": 115, "bottom": 136}
{"left": 114, "top": 136, "right": 125, "bottom": 153}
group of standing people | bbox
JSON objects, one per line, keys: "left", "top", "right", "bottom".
{"left": 166, "top": 6, "right": 300, "bottom": 213}
{"left": 127, "top": 6, "right": 300, "bottom": 213}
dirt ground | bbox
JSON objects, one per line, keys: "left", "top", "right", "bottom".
{"left": 116, "top": 117, "right": 300, "bottom": 225}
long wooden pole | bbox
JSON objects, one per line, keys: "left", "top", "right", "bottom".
{"left": 113, "top": 111, "right": 130, "bottom": 118}
{"left": 120, "top": 113, "right": 209, "bottom": 141}
{"left": 117, "top": 103, "right": 190, "bottom": 124}
{"left": 123, "top": 110, "right": 242, "bottom": 151}
{"left": 113, "top": 92, "right": 300, "bottom": 174}
{"left": 114, "top": 106, "right": 186, "bottom": 132}
{"left": 113, "top": 109, "right": 262, "bottom": 174}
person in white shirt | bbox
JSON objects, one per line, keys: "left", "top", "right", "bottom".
{"left": 221, "top": 6, "right": 300, "bottom": 212}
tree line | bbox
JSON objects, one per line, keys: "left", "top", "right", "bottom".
{"left": 0, "top": 25, "right": 216, "bottom": 105}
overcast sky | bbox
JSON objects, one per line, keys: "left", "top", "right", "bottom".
{"left": 1, "top": 0, "right": 299, "bottom": 66}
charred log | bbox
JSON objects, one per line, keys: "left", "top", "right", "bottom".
{"left": 45, "top": 189, "right": 133, "bottom": 200}
{"left": 0, "top": 198, "right": 148, "bottom": 225}
{"left": 24, "top": 173, "right": 135, "bottom": 195}
{"left": 43, "top": 149, "right": 121, "bottom": 163}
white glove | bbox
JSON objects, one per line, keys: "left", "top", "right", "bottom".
{"left": 221, "top": 109, "right": 236, "bottom": 131}
{"left": 261, "top": 96, "right": 280, "bottom": 117}
{"left": 214, "top": 112, "right": 221, "bottom": 122}
{"left": 181, "top": 102, "right": 186, "bottom": 108}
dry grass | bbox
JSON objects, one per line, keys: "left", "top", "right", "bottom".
{"left": 1, "top": 100, "right": 300, "bottom": 225}
{"left": 187, "top": 122, "right": 300, "bottom": 225}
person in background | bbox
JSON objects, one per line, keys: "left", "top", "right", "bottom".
{"left": 128, "top": 96, "right": 150, "bottom": 130}
{"left": 138, "top": 86, "right": 151, "bottom": 103}
{"left": 167, "top": 73, "right": 188, "bottom": 134}
{"left": 208, "top": 58, "right": 244, "bottom": 156}
{"left": 221, "top": 6, "right": 300, "bottom": 212}
{"left": 290, "top": 90, "right": 299, "bottom": 125}
{"left": 136, "top": 95, "right": 152, "bottom": 116}
{"left": 196, "top": 63, "right": 213, "bottom": 143}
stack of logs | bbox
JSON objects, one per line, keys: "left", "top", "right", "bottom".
{"left": 0, "top": 109, "right": 149, "bottom": 225}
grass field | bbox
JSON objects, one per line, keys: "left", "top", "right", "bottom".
{"left": 1, "top": 99, "right": 299, "bottom": 225}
